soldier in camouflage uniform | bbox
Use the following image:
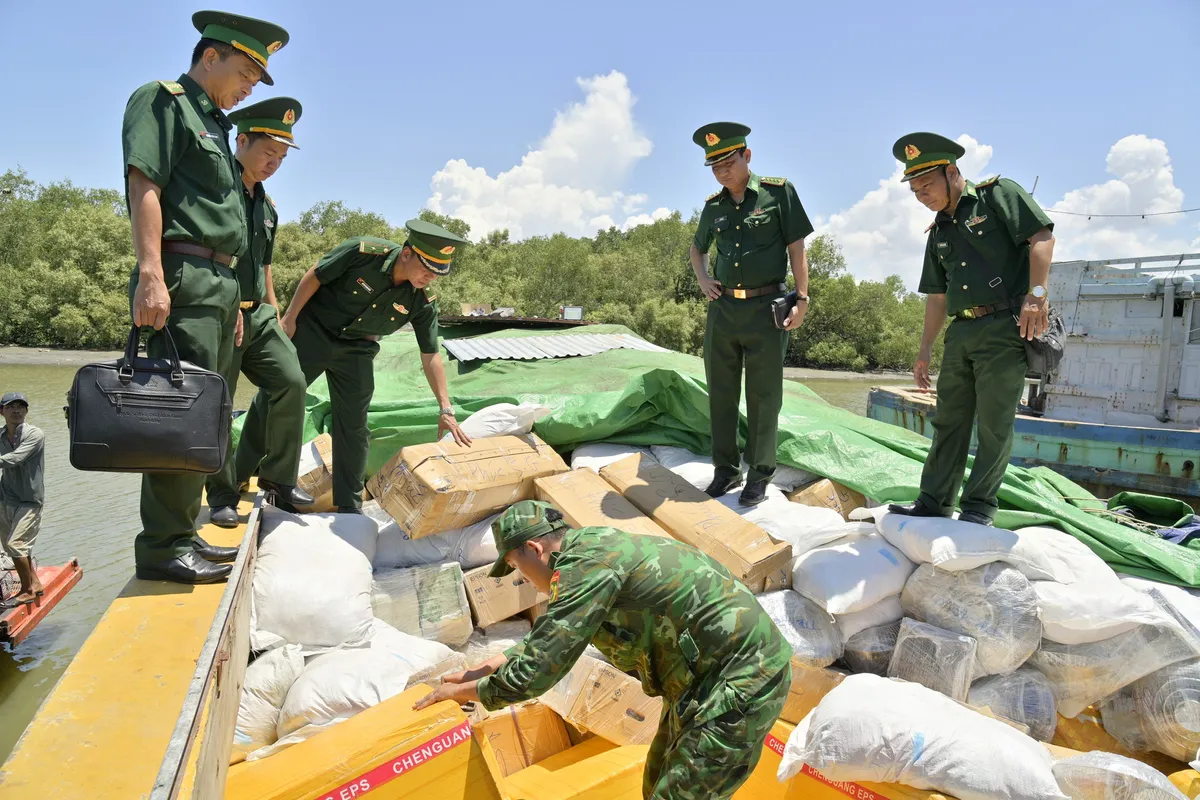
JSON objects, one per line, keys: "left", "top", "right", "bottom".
{"left": 413, "top": 500, "right": 792, "bottom": 799}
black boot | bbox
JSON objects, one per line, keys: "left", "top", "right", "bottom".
{"left": 704, "top": 472, "right": 743, "bottom": 498}
{"left": 259, "top": 479, "right": 315, "bottom": 509}
{"left": 887, "top": 500, "right": 945, "bottom": 518}
{"left": 336, "top": 506, "right": 364, "bottom": 515}
{"left": 738, "top": 479, "right": 770, "bottom": 506}
{"left": 958, "top": 510, "right": 995, "bottom": 527}
{"left": 209, "top": 505, "right": 239, "bottom": 529}
{"left": 136, "top": 551, "right": 233, "bottom": 584}
{"left": 193, "top": 537, "right": 239, "bottom": 563}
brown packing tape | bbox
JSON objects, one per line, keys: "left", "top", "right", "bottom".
{"left": 474, "top": 702, "right": 572, "bottom": 778}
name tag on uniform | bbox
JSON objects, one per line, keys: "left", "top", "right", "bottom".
{"left": 714, "top": 216, "right": 727, "bottom": 226}
{"left": 198, "top": 130, "right": 221, "bottom": 140}
{"left": 936, "top": 241, "right": 951, "bottom": 253}
{"left": 356, "top": 278, "right": 374, "bottom": 293}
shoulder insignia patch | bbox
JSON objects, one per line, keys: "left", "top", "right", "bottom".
{"left": 358, "top": 240, "right": 392, "bottom": 256}
{"left": 423, "top": 289, "right": 438, "bottom": 302}
{"left": 706, "top": 190, "right": 723, "bottom": 202}
{"left": 925, "top": 220, "right": 937, "bottom": 233}
{"left": 760, "top": 176, "right": 787, "bottom": 186}
{"left": 265, "top": 193, "right": 275, "bottom": 209}
{"left": 157, "top": 80, "right": 185, "bottom": 95}
{"left": 976, "top": 174, "right": 1000, "bottom": 188}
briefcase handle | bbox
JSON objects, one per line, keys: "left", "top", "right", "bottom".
{"left": 119, "top": 325, "right": 186, "bottom": 387}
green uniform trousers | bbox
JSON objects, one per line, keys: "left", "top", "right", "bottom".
{"left": 704, "top": 295, "right": 789, "bottom": 483}
{"left": 918, "top": 312, "right": 1029, "bottom": 520}
{"left": 206, "top": 303, "right": 307, "bottom": 509}
{"left": 129, "top": 253, "right": 238, "bottom": 565}
{"left": 273, "top": 310, "right": 378, "bottom": 510}
{"left": 642, "top": 664, "right": 790, "bottom": 799}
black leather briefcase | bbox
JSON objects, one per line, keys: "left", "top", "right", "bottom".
{"left": 65, "top": 326, "right": 231, "bottom": 474}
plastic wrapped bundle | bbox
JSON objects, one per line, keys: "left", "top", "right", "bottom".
{"left": 1051, "top": 751, "right": 1187, "bottom": 800}
{"left": 757, "top": 590, "right": 843, "bottom": 669}
{"left": 887, "top": 617, "right": 978, "bottom": 702}
{"left": 1100, "top": 686, "right": 1150, "bottom": 752}
{"left": 1132, "top": 658, "right": 1200, "bottom": 762}
{"left": 843, "top": 620, "right": 900, "bottom": 676}
{"left": 901, "top": 562, "right": 1041, "bottom": 677}
{"left": 967, "top": 666, "right": 1058, "bottom": 742}
{"left": 457, "top": 619, "right": 533, "bottom": 665}
{"left": 1029, "top": 620, "right": 1200, "bottom": 719}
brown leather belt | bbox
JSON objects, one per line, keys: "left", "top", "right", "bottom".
{"left": 955, "top": 298, "right": 1016, "bottom": 320}
{"left": 162, "top": 240, "right": 237, "bottom": 266}
{"left": 722, "top": 282, "right": 786, "bottom": 300}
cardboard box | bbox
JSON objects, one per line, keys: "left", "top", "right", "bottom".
{"left": 1168, "top": 769, "right": 1200, "bottom": 799}
{"left": 779, "top": 661, "right": 848, "bottom": 726}
{"left": 598, "top": 454, "right": 793, "bottom": 592}
{"left": 498, "top": 737, "right": 648, "bottom": 800}
{"left": 367, "top": 434, "right": 569, "bottom": 539}
{"left": 733, "top": 719, "right": 795, "bottom": 800}
{"left": 475, "top": 702, "right": 572, "bottom": 778}
{"left": 224, "top": 684, "right": 500, "bottom": 800}
{"left": 534, "top": 469, "right": 672, "bottom": 538}
{"left": 464, "top": 565, "right": 549, "bottom": 629}
{"left": 296, "top": 434, "right": 335, "bottom": 512}
{"left": 540, "top": 654, "right": 662, "bottom": 746}
{"left": 787, "top": 479, "right": 867, "bottom": 521}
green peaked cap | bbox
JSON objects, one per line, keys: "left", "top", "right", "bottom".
{"left": 892, "top": 132, "right": 966, "bottom": 182}
{"left": 404, "top": 218, "right": 469, "bottom": 276}
{"left": 229, "top": 97, "right": 302, "bottom": 148}
{"left": 693, "top": 121, "right": 751, "bottom": 166}
{"left": 488, "top": 500, "right": 567, "bottom": 578}
{"left": 192, "top": 10, "right": 289, "bottom": 86}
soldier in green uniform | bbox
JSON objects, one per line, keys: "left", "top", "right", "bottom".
{"left": 689, "top": 122, "right": 813, "bottom": 506}
{"left": 277, "top": 221, "right": 472, "bottom": 512}
{"left": 124, "top": 11, "right": 289, "bottom": 584}
{"left": 413, "top": 501, "right": 792, "bottom": 799}
{"left": 887, "top": 133, "right": 1055, "bottom": 526}
{"left": 206, "top": 97, "right": 313, "bottom": 527}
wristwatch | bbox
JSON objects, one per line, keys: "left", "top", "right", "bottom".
{"left": 796, "top": 292, "right": 810, "bottom": 304}
{"left": 1030, "top": 285, "right": 1047, "bottom": 299}
{"left": 439, "top": 407, "right": 455, "bottom": 417}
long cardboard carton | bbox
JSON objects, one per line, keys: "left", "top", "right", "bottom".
{"left": 534, "top": 469, "right": 672, "bottom": 538}
{"left": 598, "top": 453, "right": 793, "bottom": 592}
{"left": 367, "top": 434, "right": 569, "bottom": 539}
{"left": 463, "top": 565, "right": 549, "bottom": 629}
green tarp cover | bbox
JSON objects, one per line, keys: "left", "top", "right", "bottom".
{"left": 233, "top": 324, "right": 1200, "bottom": 587}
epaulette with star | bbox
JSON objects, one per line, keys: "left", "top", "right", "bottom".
{"left": 157, "top": 80, "right": 185, "bottom": 95}
{"left": 976, "top": 175, "right": 1000, "bottom": 188}
{"left": 925, "top": 220, "right": 937, "bottom": 233}
{"left": 423, "top": 289, "right": 438, "bottom": 302}
{"left": 359, "top": 240, "right": 393, "bottom": 256}
{"left": 760, "top": 176, "right": 788, "bottom": 186}
{"left": 706, "top": 190, "right": 722, "bottom": 201}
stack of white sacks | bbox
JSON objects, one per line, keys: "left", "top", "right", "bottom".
{"left": 773, "top": 505, "right": 1200, "bottom": 799}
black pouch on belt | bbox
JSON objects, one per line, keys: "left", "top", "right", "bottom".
{"left": 770, "top": 290, "right": 799, "bottom": 329}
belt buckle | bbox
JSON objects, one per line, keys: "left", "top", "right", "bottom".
{"left": 240, "top": 301, "right": 255, "bottom": 310}
{"left": 962, "top": 308, "right": 976, "bottom": 319}
{"left": 733, "top": 288, "right": 747, "bottom": 300}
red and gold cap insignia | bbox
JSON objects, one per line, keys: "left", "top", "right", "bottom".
{"left": 705, "top": 132, "right": 720, "bottom": 146}
{"left": 904, "top": 144, "right": 921, "bottom": 161}
{"left": 439, "top": 245, "right": 456, "bottom": 255}
{"left": 282, "top": 108, "right": 296, "bottom": 125}
{"left": 267, "top": 40, "right": 283, "bottom": 54}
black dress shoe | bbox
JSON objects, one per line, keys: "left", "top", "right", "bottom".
{"left": 704, "top": 473, "right": 744, "bottom": 498}
{"left": 336, "top": 506, "right": 364, "bottom": 515}
{"left": 210, "top": 505, "right": 239, "bottom": 529}
{"left": 193, "top": 537, "right": 239, "bottom": 563}
{"left": 887, "top": 500, "right": 946, "bottom": 518}
{"left": 136, "top": 551, "right": 232, "bottom": 584}
{"left": 739, "top": 479, "right": 770, "bottom": 506}
{"left": 958, "top": 510, "right": 995, "bottom": 527}
{"left": 259, "top": 479, "right": 315, "bottom": 507}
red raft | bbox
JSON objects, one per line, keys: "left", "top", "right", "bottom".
{"left": 1, "top": 559, "right": 83, "bottom": 648}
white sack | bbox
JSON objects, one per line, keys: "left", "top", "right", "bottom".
{"left": 363, "top": 618, "right": 456, "bottom": 669}
{"left": 1122, "top": 577, "right": 1200, "bottom": 638}
{"left": 756, "top": 590, "right": 843, "bottom": 669}
{"left": 843, "top": 621, "right": 900, "bottom": 676}
{"left": 440, "top": 402, "right": 552, "bottom": 442}
{"left": 791, "top": 532, "right": 916, "bottom": 615}
{"left": 777, "top": 673, "right": 1067, "bottom": 800}
{"left": 251, "top": 508, "right": 374, "bottom": 650}
{"left": 1033, "top": 578, "right": 1166, "bottom": 645}
{"left": 719, "top": 493, "right": 848, "bottom": 555}
{"left": 649, "top": 445, "right": 816, "bottom": 492}
{"left": 570, "top": 443, "right": 654, "bottom": 473}
{"left": 887, "top": 617, "right": 977, "bottom": 702}
{"left": 968, "top": 666, "right": 1058, "bottom": 742}
{"left": 368, "top": 503, "right": 499, "bottom": 571}
{"left": 458, "top": 619, "right": 532, "bottom": 665}
{"left": 308, "top": 511, "right": 379, "bottom": 564}
{"left": 231, "top": 644, "right": 304, "bottom": 764}
{"left": 836, "top": 595, "right": 903, "bottom": 644}
{"left": 1133, "top": 658, "right": 1200, "bottom": 762}
{"left": 1051, "top": 751, "right": 1187, "bottom": 800}
{"left": 371, "top": 563, "right": 473, "bottom": 647}
{"left": 901, "top": 562, "right": 1041, "bottom": 677}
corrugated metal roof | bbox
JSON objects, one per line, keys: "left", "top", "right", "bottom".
{"left": 443, "top": 333, "right": 670, "bottom": 362}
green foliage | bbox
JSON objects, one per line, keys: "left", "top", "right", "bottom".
{"left": 0, "top": 169, "right": 937, "bottom": 371}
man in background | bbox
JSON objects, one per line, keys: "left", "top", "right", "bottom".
{"left": 1, "top": 392, "right": 46, "bottom": 608}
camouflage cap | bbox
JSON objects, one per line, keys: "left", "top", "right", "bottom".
{"left": 488, "top": 500, "right": 567, "bottom": 578}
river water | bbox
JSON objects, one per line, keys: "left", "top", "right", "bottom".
{"left": 0, "top": 360, "right": 903, "bottom": 760}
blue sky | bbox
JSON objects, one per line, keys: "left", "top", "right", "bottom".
{"left": 2, "top": 0, "right": 1197, "bottom": 282}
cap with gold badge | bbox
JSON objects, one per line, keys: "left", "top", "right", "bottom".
{"left": 192, "top": 10, "right": 290, "bottom": 86}
{"left": 229, "top": 97, "right": 302, "bottom": 148}
{"left": 404, "top": 219, "right": 468, "bottom": 276}
{"left": 892, "top": 132, "right": 967, "bottom": 182}
{"left": 692, "top": 122, "right": 751, "bottom": 166}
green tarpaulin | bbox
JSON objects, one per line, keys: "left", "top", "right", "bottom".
{"left": 233, "top": 324, "right": 1200, "bottom": 588}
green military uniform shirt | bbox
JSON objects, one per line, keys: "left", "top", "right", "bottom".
{"left": 307, "top": 236, "right": 440, "bottom": 351}
{"left": 693, "top": 173, "right": 814, "bottom": 289}
{"left": 238, "top": 183, "right": 277, "bottom": 302}
{"left": 477, "top": 526, "right": 793, "bottom": 724}
{"left": 121, "top": 74, "right": 247, "bottom": 257}
{"left": 918, "top": 177, "right": 1054, "bottom": 315}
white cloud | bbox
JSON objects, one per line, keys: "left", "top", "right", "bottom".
{"left": 818, "top": 133, "right": 1199, "bottom": 286}
{"left": 427, "top": 71, "right": 662, "bottom": 240}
